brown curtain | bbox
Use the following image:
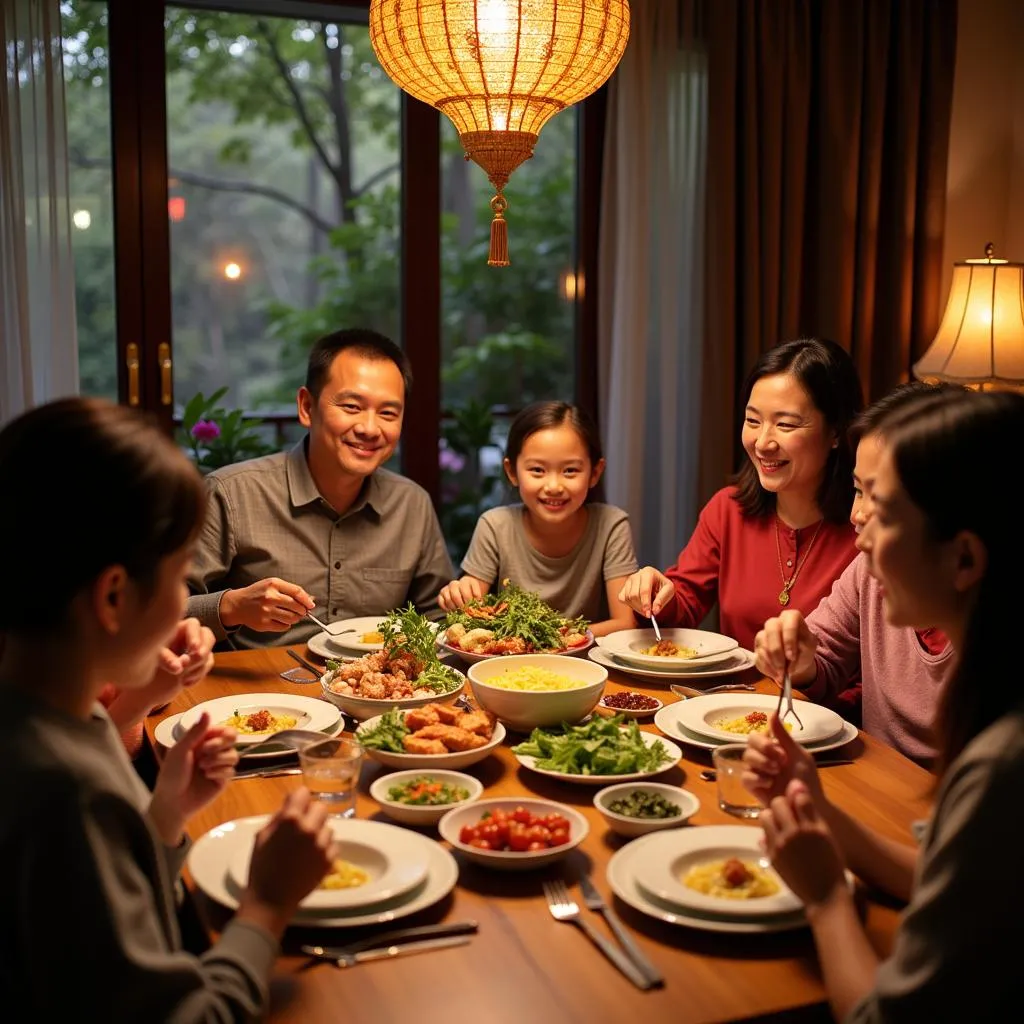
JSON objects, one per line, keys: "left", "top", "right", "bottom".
{"left": 698, "top": 0, "right": 958, "bottom": 498}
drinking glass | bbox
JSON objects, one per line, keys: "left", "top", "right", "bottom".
{"left": 298, "top": 736, "right": 364, "bottom": 818}
{"left": 711, "top": 743, "right": 763, "bottom": 819}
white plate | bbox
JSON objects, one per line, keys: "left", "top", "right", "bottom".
{"left": 606, "top": 830, "right": 807, "bottom": 934}
{"left": 356, "top": 711, "right": 507, "bottom": 770}
{"left": 673, "top": 693, "right": 845, "bottom": 745}
{"left": 438, "top": 629, "right": 595, "bottom": 664}
{"left": 513, "top": 728, "right": 682, "bottom": 785}
{"left": 630, "top": 826, "right": 801, "bottom": 917}
{"left": 318, "top": 616, "right": 389, "bottom": 653}
{"left": 188, "top": 814, "right": 459, "bottom": 927}
{"left": 306, "top": 631, "right": 360, "bottom": 661}
{"left": 598, "top": 628, "right": 738, "bottom": 669}
{"left": 153, "top": 712, "right": 342, "bottom": 761}
{"left": 588, "top": 646, "right": 757, "bottom": 681}
{"left": 178, "top": 693, "right": 341, "bottom": 748}
{"left": 226, "top": 818, "right": 428, "bottom": 910}
{"left": 654, "top": 702, "right": 859, "bottom": 754}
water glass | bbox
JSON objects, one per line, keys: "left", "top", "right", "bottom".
{"left": 299, "top": 736, "right": 363, "bottom": 818}
{"left": 711, "top": 743, "right": 762, "bottom": 819}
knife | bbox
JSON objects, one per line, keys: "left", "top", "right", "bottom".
{"left": 699, "top": 758, "right": 854, "bottom": 782}
{"left": 301, "top": 919, "right": 478, "bottom": 960}
{"left": 233, "top": 766, "right": 303, "bottom": 780}
{"left": 578, "top": 875, "right": 663, "bottom": 987}
{"left": 305, "top": 935, "right": 471, "bottom": 967}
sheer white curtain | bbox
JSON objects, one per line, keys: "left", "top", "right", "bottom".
{"left": 598, "top": 1, "right": 707, "bottom": 569}
{"left": 1, "top": 0, "right": 78, "bottom": 425}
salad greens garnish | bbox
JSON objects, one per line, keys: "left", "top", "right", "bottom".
{"left": 511, "top": 715, "right": 671, "bottom": 776}
{"left": 371, "top": 604, "right": 463, "bottom": 694}
{"left": 356, "top": 707, "right": 410, "bottom": 753}
{"left": 443, "top": 579, "right": 588, "bottom": 651}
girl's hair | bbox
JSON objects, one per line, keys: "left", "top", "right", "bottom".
{"left": 880, "top": 389, "right": 1024, "bottom": 772}
{"left": 505, "top": 401, "right": 603, "bottom": 467}
{"left": 848, "top": 380, "right": 966, "bottom": 449}
{"left": 0, "top": 397, "right": 206, "bottom": 635}
{"left": 732, "top": 338, "right": 863, "bottom": 522}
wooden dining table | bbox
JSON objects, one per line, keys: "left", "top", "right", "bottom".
{"left": 145, "top": 647, "right": 933, "bottom": 1024}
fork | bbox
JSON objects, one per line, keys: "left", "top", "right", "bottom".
{"left": 649, "top": 611, "right": 662, "bottom": 643}
{"left": 541, "top": 880, "right": 655, "bottom": 990}
{"left": 776, "top": 670, "right": 804, "bottom": 729}
{"left": 670, "top": 681, "right": 756, "bottom": 699}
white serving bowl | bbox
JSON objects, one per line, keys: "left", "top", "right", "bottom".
{"left": 356, "top": 712, "right": 507, "bottom": 770}
{"left": 438, "top": 797, "right": 589, "bottom": 871}
{"left": 467, "top": 654, "right": 607, "bottom": 732}
{"left": 320, "top": 669, "right": 466, "bottom": 722}
{"left": 439, "top": 629, "right": 595, "bottom": 664}
{"left": 593, "top": 782, "right": 700, "bottom": 838}
{"left": 369, "top": 769, "right": 484, "bottom": 826}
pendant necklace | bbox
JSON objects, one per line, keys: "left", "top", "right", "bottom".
{"left": 774, "top": 517, "right": 824, "bottom": 607}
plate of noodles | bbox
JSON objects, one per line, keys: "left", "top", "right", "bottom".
{"left": 629, "top": 825, "right": 803, "bottom": 918}
{"left": 597, "top": 628, "right": 738, "bottom": 669}
{"left": 226, "top": 818, "right": 429, "bottom": 910}
{"left": 673, "top": 693, "right": 845, "bottom": 746}
{"left": 178, "top": 692, "right": 341, "bottom": 748}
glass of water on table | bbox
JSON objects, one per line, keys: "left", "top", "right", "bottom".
{"left": 299, "top": 737, "right": 364, "bottom": 818}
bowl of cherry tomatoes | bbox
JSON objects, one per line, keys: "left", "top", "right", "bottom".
{"left": 438, "top": 797, "right": 589, "bottom": 870}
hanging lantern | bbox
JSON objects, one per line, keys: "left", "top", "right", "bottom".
{"left": 369, "top": 0, "right": 630, "bottom": 266}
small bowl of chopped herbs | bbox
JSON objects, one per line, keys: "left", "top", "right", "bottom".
{"left": 369, "top": 769, "right": 483, "bottom": 826}
{"left": 594, "top": 782, "right": 700, "bottom": 838}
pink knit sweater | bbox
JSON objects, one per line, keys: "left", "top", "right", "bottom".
{"left": 803, "top": 553, "right": 955, "bottom": 765}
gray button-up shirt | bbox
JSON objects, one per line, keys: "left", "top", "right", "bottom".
{"left": 186, "top": 441, "right": 453, "bottom": 649}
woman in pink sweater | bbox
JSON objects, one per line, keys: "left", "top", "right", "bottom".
{"left": 754, "top": 382, "right": 961, "bottom": 765}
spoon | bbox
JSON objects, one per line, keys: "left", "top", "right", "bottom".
{"left": 670, "top": 682, "right": 756, "bottom": 699}
{"left": 240, "top": 728, "right": 331, "bottom": 757}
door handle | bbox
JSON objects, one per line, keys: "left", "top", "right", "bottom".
{"left": 126, "top": 343, "right": 140, "bottom": 406}
{"left": 158, "top": 342, "right": 172, "bottom": 406}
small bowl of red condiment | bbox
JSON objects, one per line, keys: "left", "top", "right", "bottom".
{"left": 598, "top": 690, "right": 664, "bottom": 719}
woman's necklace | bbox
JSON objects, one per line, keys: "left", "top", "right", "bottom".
{"left": 774, "top": 517, "right": 824, "bottom": 606}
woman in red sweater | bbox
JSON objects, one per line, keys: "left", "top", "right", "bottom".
{"left": 619, "top": 338, "right": 863, "bottom": 650}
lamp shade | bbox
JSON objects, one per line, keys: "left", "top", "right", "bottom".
{"left": 914, "top": 251, "right": 1024, "bottom": 386}
{"left": 369, "top": 0, "right": 630, "bottom": 265}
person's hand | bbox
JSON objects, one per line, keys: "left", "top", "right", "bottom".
{"left": 149, "top": 713, "right": 238, "bottom": 844}
{"left": 438, "top": 577, "right": 487, "bottom": 611}
{"left": 146, "top": 618, "right": 215, "bottom": 710}
{"left": 617, "top": 567, "right": 675, "bottom": 618}
{"left": 742, "top": 713, "right": 825, "bottom": 807}
{"left": 760, "top": 779, "right": 847, "bottom": 909}
{"left": 754, "top": 610, "right": 817, "bottom": 686}
{"left": 244, "top": 789, "right": 336, "bottom": 916}
{"left": 219, "top": 577, "right": 316, "bottom": 632}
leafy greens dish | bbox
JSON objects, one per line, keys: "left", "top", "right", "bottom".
{"left": 442, "top": 579, "right": 590, "bottom": 656}
{"left": 323, "top": 604, "right": 462, "bottom": 701}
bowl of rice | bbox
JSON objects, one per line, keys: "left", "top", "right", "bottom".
{"left": 467, "top": 654, "right": 607, "bottom": 732}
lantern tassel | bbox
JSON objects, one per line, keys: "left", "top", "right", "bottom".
{"left": 488, "top": 194, "right": 510, "bottom": 267}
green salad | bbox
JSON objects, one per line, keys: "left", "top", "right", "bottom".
{"left": 357, "top": 707, "right": 410, "bottom": 753}
{"left": 511, "top": 715, "right": 672, "bottom": 776}
{"left": 443, "top": 579, "right": 588, "bottom": 652}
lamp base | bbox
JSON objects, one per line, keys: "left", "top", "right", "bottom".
{"left": 459, "top": 130, "right": 538, "bottom": 194}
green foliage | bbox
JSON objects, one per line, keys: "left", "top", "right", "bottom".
{"left": 178, "top": 387, "right": 277, "bottom": 472}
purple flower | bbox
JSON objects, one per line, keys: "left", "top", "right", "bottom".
{"left": 191, "top": 419, "right": 221, "bottom": 442}
{"left": 439, "top": 441, "right": 466, "bottom": 474}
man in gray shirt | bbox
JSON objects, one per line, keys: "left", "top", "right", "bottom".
{"left": 186, "top": 329, "right": 453, "bottom": 649}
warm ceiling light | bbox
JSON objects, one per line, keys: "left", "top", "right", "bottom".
{"left": 914, "top": 243, "right": 1024, "bottom": 387}
{"left": 223, "top": 262, "right": 242, "bottom": 280}
{"left": 369, "top": 0, "right": 630, "bottom": 266}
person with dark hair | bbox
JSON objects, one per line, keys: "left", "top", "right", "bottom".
{"left": 0, "top": 398, "right": 338, "bottom": 1020}
{"left": 754, "top": 382, "right": 964, "bottom": 764}
{"left": 743, "top": 388, "right": 1024, "bottom": 1021}
{"left": 437, "top": 401, "right": 638, "bottom": 636}
{"left": 618, "top": 338, "right": 863, "bottom": 649}
{"left": 186, "top": 328, "right": 453, "bottom": 647}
